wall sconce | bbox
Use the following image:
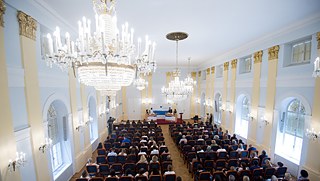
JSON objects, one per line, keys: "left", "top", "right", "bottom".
{"left": 204, "top": 100, "right": 213, "bottom": 107}
{"left": 142, "top": 98, "right": 152, "bottom": 104}
{"left": 196, "top": 98, "right": 200, "bottom": 104}
{"left": 247, "top": 113, "right": 254, "bottom": 120}
{"left": 313, "top": 56, "right": 319, "bottom": 78}
{"left": 76, "top": 122, "right": 85, "bottom": 131}
{"left": 167, "top": 99, "right": 174, "bottom": 104}
{"left": 39, "top": 138, "right": 52, "bottom": 153}
{"left": 261, "top": 116, "right": 269, "bottom": 125}
{"left": 306, "top": 128, "right": 320, "bottom": 141}
{"left": 85, "top": 116, "right": 93, "bottom": 125}
{"left": 8, "top": 152, "right": 26, "bottom": 172}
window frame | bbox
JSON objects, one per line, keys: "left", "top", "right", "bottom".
{"left": 290, "top": 39, "right": 311, "bottom": 65}
{"left": 239, "top": 56, "right": 252, "bottom": 74}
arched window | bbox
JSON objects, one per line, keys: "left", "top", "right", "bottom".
{"left": 47, "top": 104, "right": 62, "bottom": 171}
{"left": 88, "top": 97, "right": 98, "bottom": 142}
{"left": 214, "top": 93, "right": 222, "bottom": 124}
{"left": 275, "top": 98, "right": 305, "bottom": 164}
{"left": 235, "top": 96, "right": 249, "bottom": 138}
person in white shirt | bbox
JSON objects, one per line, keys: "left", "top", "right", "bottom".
{"left": 236, "top": 144, "right": 244, "bottom": 153}
{"left": 150, "top": 146, "right": 159, "bottom": 155}
{"left": 179, "top": 135, "right": 188, "bottom": 144}
{"left": 217, "top": 146, "right": 227, "bottom": 152}
{"left": 107, "top": 148, "right": 117, "bottom": 156}
{"left": 164, "top": 165, "right": 175, "bottom": 175}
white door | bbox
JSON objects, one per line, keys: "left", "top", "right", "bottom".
{"left": 128, "top": 98, "right": 141, "bottom": 120}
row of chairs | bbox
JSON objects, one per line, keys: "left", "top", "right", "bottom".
{"left": 76, "top": 174, "right": 176, "bottom": 181}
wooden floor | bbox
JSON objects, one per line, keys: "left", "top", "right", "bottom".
{"left": 70, "top": 124, "right": 193, "bottom": 181}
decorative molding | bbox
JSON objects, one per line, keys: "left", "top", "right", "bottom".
{"left": 317, "top": 32, "right": 320, "bottom": 49}
{"left": 268, "top": 45, "right": 280, "bottom": 61}
{"left": 191, "top": 72, "right": 196, "bottom": 77}
{"left": 223, "top": 62, "right": 229, "bottom": 71}
{"left": 231, "top": 59, "right": 237, "bottom": 69}
{"left": 254, "top": 50, "right": 263, "bottom": 64}
{"left": 211, "top": 66, "right": 215, "bottom": 74}
{"left": 198, "top": 71, "right": 201, "bottom": 77}
{"left": 17, "top": 11, "right": 37, "bottom": 41}
{"left": 0, "top": 0, "right": 5, "bottom": 27}
{"left": 206, "top": 68, "right": 210, "bottom": 75}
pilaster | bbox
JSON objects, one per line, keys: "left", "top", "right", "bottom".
{"left": 222, "top": 62, "right": 229, "bottom": 129}
{"left": 17, "top": 11, "right": 49, "bottom": 180}
{"left": 229, "top": 59, "right": 237, "bottom": 133}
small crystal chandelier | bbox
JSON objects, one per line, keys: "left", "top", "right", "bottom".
{"left": 161, "top": 32, "right": 194, "bottom": 102}
{"left": 43, "top": 0, "right": 157, "bottom": 91}
{"left": 306, "top": 128, "right": 319, "bottom": 141}
{"left": 8, "top": 152, "right": 26, "bottom": 172}
{"left": 313, "top": 57, "right": 320, "bottom": 77}
{"left": 133, "top": 76, "right": 148, "bottom": 91}
{"left": 135, "top": 35, "right": 157, "bottom": 75}
{"left": 184, "top": 57, "right": 196, "bottom": 90}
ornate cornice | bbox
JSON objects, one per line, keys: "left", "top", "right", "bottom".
{"left": 191, "top": 72, "right": 197, "bottom": 77}
{"left": 211, "top": 66, "right": 215, "bottom": 74}
{"left": 17, "top": 11, "right": 37, "bottom": 41}
{"left": 223, "top": 62, "right": 229, "bottom": 71}
{"left": 231, "top": 59, "right": 237, "bottom": 69}
{"left": 0, "top": 0, "right": 5, "bottom": 27}
{"left": 206, "top": 68, "right": 210, "bottom": 75}
{"left": 317, "top": 32, "right": 320, "bottom": 49}
{"left": 254, "top": 50, "right": 263, "bottom": 64}
{"left": 268, "top": 45, "right": 280, "bottom": 61}
{"left": 198, "top": 71, "right": 201, "bottom": 77}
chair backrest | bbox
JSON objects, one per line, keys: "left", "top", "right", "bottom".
{"left": 240, "top": 151, "right": 249, "bottom": 158}
{"left": 197, "top": 152, "right": 206, "bottom": 159}
{"left": 135, "top": 176, "right": 148, "bottom": 181}
{"left": 226, "top": 170, "right": 237, "bottom": 179}
{"left": 136, "top": 163, "right": 148, "bottom": 172}
{"left": 107, "top": 156, "right": 117, "bottom": 164}
{"left": 149, "top": 175, "right": 162, "bottom": 181}
{"left": 212, "top": 171, "right": 226, "bottom": 180}
{"left": 215, "top": 159, "right": 226, "bottom": 169}
{"left": 123, "top": 163, "right": 136, "bottom": 174}
{"left": 252, "top": 168, "right": 263, "bottom": 176}
{"left": 117, "top": 155, "right": 127, "bottom": 164}
{"left": 162, "top": 161, "right": 173, "bottom": 172}
{"left": 99, "top": 164, "right": 110, "bottom": 175}
{"left": 86, "top": 165, "right": 98, "bottom": 174}
{"left": 149, "top": 162, "right": 161, "bottom": 170}
{"left": 207, "top": 152, "right": 217, "bottom": 160}
{"left": 127, "top": 154, "right": 137, "bottom": 163}
{"left": 119, "top": 176, "right": 134, "bottom": 181}
{"left": 239, "top": 170, "right": 251, "bottom": 177}
{"left": 96, "top": 156, "right": 107, "bottom": 164}
{"left": 163, "top": 174, "right": 176, "bottom": 181}
{"left": 204, "top": 160, "right": 214, "bottom": 169}
{"left": 217, "top": 151, "right": 227, "bottom": 159}
{"left": 97, "top": 148, "right": 106, "bottom": 155}
{"left": 111, "top": 163, "right": 123, "bottom": 174}
{"left": 211, "top": 145, "right": 219, "bottom": 151}
{"left": 275, "top": 167, "right": 287, "bottom": 178}
{"left": 105, "top": 177, "right": 119, "bottom": 181}
{"left": 76, "top": 178, "right": 89, "bottom": 181}
{"left": 229, "top": 151, "right": 238, "bottom": 159}
{"left": 199, "top": 172, "right": 211, "bottom": 181}
{"left": 90, "top": 177, "right": 105, "bottom": 181}
{"left": 264, "top": 168, "right": 276, "bottom": 179}
{"left": 227, "top": 159, "right": 238, "bottom": 168}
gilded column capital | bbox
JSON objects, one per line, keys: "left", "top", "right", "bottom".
{"left": 268, "top": 45, "right": 280, "bottom": 61}
{"left": 231, "top": 59, "right": 237, "bottom": 69}
{"left": 0, "top": 0, "right": 5, "bottom": 27}
{"left": 317, "top": 32, "right": 320, "bottom": 49}
{"left": 223, "top": 62, "right": 229, "bottom": 71}
{"left": 211, "top": 66, "right": 215, "bottom": 74}
{"left": 198, "top": 71, "right": 201, "bottom": 77}
{"left": 191, "top": 72, "right": 197, "bottom": 77}
{"left": 166, "top": 72, "right": 171, "bottom": 77}
{"left": 206, "top": 68, "right": 210, "bottom": 75}
{"left": 17, "top": 11, "right": 37, "bottom": 41}
{"left": 254, "top": 50, "right": 263, "bottom": 64}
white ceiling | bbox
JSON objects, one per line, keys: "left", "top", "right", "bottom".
{"left": 41, "top": 0, "right": 320, "bottom": 66}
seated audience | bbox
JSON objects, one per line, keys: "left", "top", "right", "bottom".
{"left": 108, "top": 169, "right": 119, "bottom": 178}
{"left": 137, "top": 154, "right": 148, "bottom": 164}
{"left": 80, "top": 170, "right": 90, "bottom": 179}
{"left": 107, "top": 148, "right": 117, "bottom": 156}
{"left": 150, "top": 155, "right": 159, "bottom": 163}
{"left": 135, "top": 168, "right": 149, "bottom": 179}
{"left": 118, "top": 148, "right": 127, "bottom": 156}
{"left": 250, "top": 160, "right": 260, "bottom": 171}
{"left": 298, "top": 170, "right": 309, "bottom": 181}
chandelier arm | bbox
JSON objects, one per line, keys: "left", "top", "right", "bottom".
{"left": 176, "top": 39, "right": 178, "bottom": 71}
{"left": 72, "top": 62, "right": 76, "bottom": 77}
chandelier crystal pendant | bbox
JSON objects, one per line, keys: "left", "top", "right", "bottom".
{"left": 135, "top": 35, "right": 157, "bottom": 75}
{"left": 133, "top": 76, "right": 148, "bottom": 91}
{"left": 184, "top": 57, "right": 197, "bottom": 90}
{"left": 161, "top": 32, "right": 194, "bottom": 102}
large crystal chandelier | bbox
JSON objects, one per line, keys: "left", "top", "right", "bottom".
{"left": 184, "top": 57, "right": 196, "bottom": 90}
{"left": 43, "top": 0, "right": 155, "bottom": 91}
{"left": 161, "top": 32, "right": 194, "bottom": 102}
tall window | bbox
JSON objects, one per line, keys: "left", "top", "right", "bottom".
{"left": 216, "top": 65, "right": 223, "bottom": 78}
{"left": 275, "top": 99, "right": 305, "bottom": 164}
{"left": 239, "top": 57, "right": 252, "bottom": 74}
{"left": 235, "top": 96, "right": 249, "bottom": 138}
{"left": 47, "top": 104, "right": 63, "bottom": 171}
{"left": 291, "top": 39, "right": 311, "bottom": 65}
{"left": 89, "top": 116, "right": 94, "bottom": 141}
{"left": 214, "top": 94, "right": 222, "bottom": 124}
